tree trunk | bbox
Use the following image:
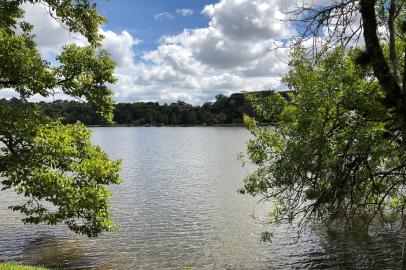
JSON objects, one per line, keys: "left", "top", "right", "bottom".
{"left": 388, "top": 0, "right": 402, "bottom": 86}
{"left": 359, "top": 0, "right": 406, "bottom": 142}
{"left": 359, "top": 0, "right": 402, "bottom": 105}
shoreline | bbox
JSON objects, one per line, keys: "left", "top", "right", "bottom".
{"left": 87, "top": 123, "right": 272, "bottom": 128}
{"left": 88, "top": 124, "right": 246, "bottom": 127}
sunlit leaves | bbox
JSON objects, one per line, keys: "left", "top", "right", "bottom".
{"left": 0, "top": 1, "right": 121, "bottom": 237}
{"left": 0, "top": 0, "right": 117, "bottom": 123}
{"left": 0, "top": 101, "right": 121, "bottom": 237}
{"left": 242, "top": 48, "right": 406, "bottom": 236}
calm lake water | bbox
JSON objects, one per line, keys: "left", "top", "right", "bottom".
{"left": 0, "top": 127, "right": 404, "bottom": 269}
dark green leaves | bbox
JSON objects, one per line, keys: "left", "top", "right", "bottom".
{"left": 56, "top": 45, "right": 117, "bottom": 123}
{"left": 0, "top": 28, "right": 54, "bottom": 97}
{"left": 242, "top": 48, "right": 406, "bottom": 235}
{"left": 25, "top": 0, "right": 106, "bottom": 44}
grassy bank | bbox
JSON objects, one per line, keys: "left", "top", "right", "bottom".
{"left": 0, "top": 263, "right": 48, "bottom": 270}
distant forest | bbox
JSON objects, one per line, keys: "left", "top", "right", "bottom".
{"left": 2, "top": 91, "right": 290, "bottom": 126}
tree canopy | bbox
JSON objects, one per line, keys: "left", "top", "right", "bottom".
{"left": 289, "top": 0, "right": 406, "bottom": 137}
{"left": 0, "top": 0, "right": 121, "bottom": 237}
{"left": 0, "top": 92, "right": 287, "bottom": 126}
{"left": 242, "top": 0, "right": 406, "bottom": 240}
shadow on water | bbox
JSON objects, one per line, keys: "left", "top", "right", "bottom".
{"left": 9, "top": 225, "right": 405, "bottom": 270}
{"left": 323, "top": 228, "right": 402, "bottom": 269}
{"left": 281, "top": 224, "right": 404, "bottom": 269}
{"left": 17, "top": 233, "right": 92, "bottom": 269}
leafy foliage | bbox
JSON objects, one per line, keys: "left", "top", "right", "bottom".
{"left": 242, "top": 48, "right": 406, "bottom": 235}
{"left": 0, "top": 0, "right": 115, "bottom": 121}
{"left": 0, "top": 1, "right": 121, "bottom": 237}
{"left": 242, "top": 0, "right": 406, "bottom": 241}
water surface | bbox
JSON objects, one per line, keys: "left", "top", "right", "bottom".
{"left": 0, "top": 127, "right": 403, "bottom": 269}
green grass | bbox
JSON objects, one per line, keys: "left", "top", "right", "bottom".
{"left": 0, "top": 263, "right": 48, "bottom": 270}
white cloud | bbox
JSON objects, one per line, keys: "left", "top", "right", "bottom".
{"left": 100, "top": 29, "right": 140, "bottom": 68}
{"left": 176, "top": 8, "right": 194, "bottom": 17}
{"left": 20, "top": 3, "right": 88, "bottom": 56}
{"left": 122, "top": 0, "right": 295, "bottom": 103}
{"left": 202, "top": 0, "right": 295, "bottom": 41}
{"left": 154, "top": 12, "right": 175, "bottom": 21}
{"left": 19, "top": 3, "right": 139, "bottom": 69}
{"left": 3, "top": 0, "right": 307, "bottom": 104}
{"left": 1, "top": 2, "right": 141, "bottom": 101}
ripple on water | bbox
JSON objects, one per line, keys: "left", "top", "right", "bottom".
{"left": 0, "top": 127, "right": 404, "bottom": 269}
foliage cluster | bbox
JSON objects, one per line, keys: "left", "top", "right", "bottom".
{"left": 0, "top": 0, "right": 122, "bottom": 237}
{"left": 243, "top": 48, "right": 406, "bottom": 235}
{"left": 241, "top": 0, "right": 406, "bottom": 242}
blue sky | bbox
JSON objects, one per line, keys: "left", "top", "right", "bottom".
{"left": 4, "top": 0, "right": 298, "bottom": 104}
{"left": 97, "top": 0, "right": 214, "bottom": 54}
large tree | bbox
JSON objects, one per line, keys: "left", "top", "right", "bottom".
{"left": 0, "top": 1, "right": 122, "bottom": 237}
{"left": 289, "top": 0, "right": 406, "bottom": 137}
{"left": 243, "top": 47, "right": 402, "bottom": 233}
{"left": 241, "top": 0, "right": 406, "bottom": 243}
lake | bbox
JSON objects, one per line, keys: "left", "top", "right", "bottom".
{"left": 0, "top": 127, "right": 404, "bottom": 269}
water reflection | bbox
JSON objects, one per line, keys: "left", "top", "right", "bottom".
{"left": 21, "top": 234, "right": 88, "bottom": 269}
{"left": 0, "top": 127, "right": 403, "bottom": 269}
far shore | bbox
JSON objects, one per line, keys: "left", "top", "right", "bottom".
{"left": 87, "top": 123, "right": 272, "bottom": 128}
{"left": 88, "top": 124, "right": 244, "bottom": 127}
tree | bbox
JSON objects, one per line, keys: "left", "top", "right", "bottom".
{"left": 288, "top": 0, "right": 406, "bottom": 138}
{"left": 0, "top": 1, "right": 122, "bottom": 237}
{"left": 242, "top": 0, "right": 406, "bottom": 248}
{"left": 168, "top": 112, "right": 176, "bottom": 125}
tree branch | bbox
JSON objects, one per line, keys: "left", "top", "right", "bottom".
{"left": 359, "top": 0, "right": 402, "bottom": 107}
{"left": 359, "top": 0, "right": 406, "bottom": 142}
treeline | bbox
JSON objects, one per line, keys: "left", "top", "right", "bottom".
{"left": 2, "top": 91, "right": 289, "bottom": 126}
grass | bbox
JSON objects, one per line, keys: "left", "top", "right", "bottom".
{"left": 0, "top": 263, "right": 48, "bottom": 270}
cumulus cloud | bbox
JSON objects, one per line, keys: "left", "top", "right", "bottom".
{"left": 3, "top": 0, "right": 305, "bottom": 104}
{"left": 154, "top": 12, "right": 175, "bottom": 21}
{"left": 100, "top": 29, "right": 140, "bottom": 68}
{"left": 202, "top": 0, "right": 295, "bottom": 41}
{"left": 176, "top": 8, "right": 194, "bottom": 17}
{"left": 124, "top": 0, "right": 296, "bottom": 103}
{"left": 19, "top": 2, "right": 139, "bottom": 68}
{"left": 2, "top": 2, "right": 140, "bottom": 100}
{"left": 21, "top": 3, "right": 88, "bottom": 56}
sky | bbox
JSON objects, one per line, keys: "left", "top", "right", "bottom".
{"left": 4, "top": 0, "right": 303, "bottom": 104}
